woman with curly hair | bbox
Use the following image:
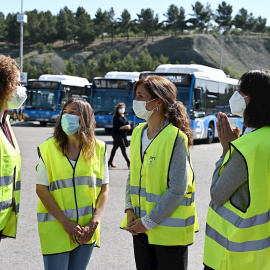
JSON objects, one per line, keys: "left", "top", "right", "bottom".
{"left": 122, "top": 76, "right": 198, "bottom": 270}
{"left": 36, "top": 97, "right": 109, "bottom": 270}
{"left": 0, "top": 55, "right": 27, "bottom": 241}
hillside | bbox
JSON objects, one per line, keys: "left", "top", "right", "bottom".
{"left": 2, "top": 34, "right": 270, "bottom": 78}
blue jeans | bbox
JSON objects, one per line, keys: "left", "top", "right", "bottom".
{"left": 43, "top": 243, "right": 95, "bottom": 270}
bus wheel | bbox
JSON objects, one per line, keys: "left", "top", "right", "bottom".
{"left": 105, "top": 128, "right": 112, "bottom": 134}
{"left": 40, "top": 121, "right": 47, "bottom": 127}
{"left": 205, "top": 123, "right": 214, "bottom": 144}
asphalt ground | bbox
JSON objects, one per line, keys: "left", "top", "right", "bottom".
{"left": 1, "top": 121, "right": 222, "bottom": 269}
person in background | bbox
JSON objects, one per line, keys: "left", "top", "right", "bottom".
{"left": 121, "top": 76, "right": 198, "bottom": 270}
{"left": 0, "top": 55, "right": 27, "bottom": 241}
{"left": 108, "top": 102, "right": 131, "bottom": 168}
{"left": 36, "top": 97, "right": 109, "bottom": 270}
{"left": 204, "top": 69, "right": 270, "bottom": 269}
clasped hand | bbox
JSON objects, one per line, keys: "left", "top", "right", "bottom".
{"left": 216, "top": 112, "right": 240, "bottom": 157}
{"left": 123, "top": 210, "right": 147, "bottom": 235}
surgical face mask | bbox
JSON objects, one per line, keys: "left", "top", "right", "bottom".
{"left": 133, "top": 99, "right": 157, "bottom": 120}
{"left": 118, "top": 108, "right": 125, "bottom": 114}
{"left": 61, "top": 114, "right": 80, "bottom": 136}
{"left": 7, "top": 86, "right": 27, "bottom": 109}
{"left": 229, "top": 91, "right": 248, "bottom": 117}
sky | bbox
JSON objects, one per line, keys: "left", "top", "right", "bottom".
{"left": 1, "top": 0, "right": 270, "bottom": 25}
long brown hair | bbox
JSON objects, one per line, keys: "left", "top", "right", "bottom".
{"left": 134, "top": 76, "right": 193, "bottom": 147}
{"left": 0, "top": 55, "right": 20, "bottom": 108}
{"left": 54, "top": 98, "right": 96, "bottom": 161}
{"left": 114, "top": 102, "right": 125, "bottom": 116}
{"left": 239, "top": 69, "right": 270, "bottom": 128}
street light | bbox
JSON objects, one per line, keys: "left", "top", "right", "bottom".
{"left": 16, "top": 0, "right": 27, "bottom": 72}
{"left": 219, "top": 26, "right": 229, "bottom": 70}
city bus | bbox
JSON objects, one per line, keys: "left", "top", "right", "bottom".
{"left": 140, "top": 64, "right": 242, "bottom": 143}
{"left": 90, "top": 71, "right": 142, "bottom": 133}
{"left": 24, "top": 74, "right": 91, "bottom": 126}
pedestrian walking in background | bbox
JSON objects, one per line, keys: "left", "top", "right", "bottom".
{"left": 204, "top": 69, "right": 270, "bottom": 269}
{"left": 0, "top": 55, "right": 27, "bottom": 241}
{"left": 36, "top": 97, "right": 109, "bottom": 270}
{"left": 108, "top": 102, "right": 131, "bottom": 168}
{"left": 121, "top": 76, "right": 198, "bottom": 270}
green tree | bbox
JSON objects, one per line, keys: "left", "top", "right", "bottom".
{"left": 56, "top": 6, "right": 78, "bottom": 44}
{"left": 189, "top": 1, "right": 212, "bottom": 32}
{"left": 254, "top": 16, "right": 267, "bottom": 32}
{"left": 94, "top": 8, "right": 109, "bottom": 40}
{"left": 110, "top": 49, "right": 121, "bottom": 70}
{"left": 23, "top": 58, "right": 38, "bottom": 79}
{"left": 0, "top": 12, "right": 7, "bottom": 42}
{"left": 214, "top": 1, "right": 233, "bottom": 30}
{"left": 6, "top": 13, "right": 20, "bottom": 44}
{"left": 119, "top": 9, "right": 132, "bottom": 41}
{"left": 176, "top": 7, "right": 187, "bottom": 35}
{"left": 36, "top": 42, "right": 46, "bottom": 54}
{"left": 232, "top": 8, "right": 255, "bottom": 31}
{"left": 86, "top": 59, "right": 99, "bottom": 79}
{"left": 119, "top": 54, "right": 137, "bottom": 71}
{"left": 98, "top": 53, "right": 112, "bottom": 74}
{"left": 137, "top": 8, "right": 159, "bottom": 40}
{"left": 64, "top": 59, "right": 76, "bottom": 75}
{"left": 136, "top": 48, "right": 155, "bottom": 71}
{"left": 75, "top": 7, "right": 95, "bottom": 48}
{"left": 39, "top": 11, "right": 57, "bottom": 44}
{"left": 77, "top": 62, "right": 87, "bottom": 78}
{"left": 107, "top": 7, "right": 117, "bottom": 42}
{"left": 164, "top": 4, "right": 179, "bottom": 36}
{"left": 39, "top": 58, "right": 53, "bottom": 75}
{"left": 25, "top": 9, "right": 40, "bottom": 44}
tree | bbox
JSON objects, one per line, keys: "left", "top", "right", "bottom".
{"left": 39, "top": 11, "right": 57, "bottom": 44}
{"left": 119, "top": 9, "right": 132, "bottom": 41}
{"left": 136, "top": 48, "right": 155, "bottom": 71}
{"left": 56, "top": 6, "right": 78, "bottom": 44}
{"left": 64, "top": 59, "right": 76, "bottom": 75}
{"left": 107, "top": 7, "right": 117, "bottom": 42}
{"left": 232, "top": 8, "right": 254, "bottom": 31}
{"left": 94, "top": 8, "right": 109, "bottom": 40}
{"left": 77, "top": 62, "right": 87, "bottom": 78}
{"left": 189, "top": 1, "right": 212, "bottom": 32}
{"left": 6, "top": 13, "right": 20, "bottom": 44}
{"left": 75, "top": 7, "right": 95, "bottom": 48}
{"left": 176, "top": 7, "right": 187, "bottom": 35}
{"left": 254, "top": 16, "right": 267, "bottom": 32}
{"left": 39, "top": 58, "right": 53, "bottom": 75}
{"left": 215, "top": 1, "right": 233, "bottom": 30}
{"left": 0, "top": 12, "right": 7, "bottom": 42}
{"left": 164, "top": 4, "right": 179, "bottom": 36}
{"left": 25, "top": 9, "right": 40, "bottom": 44}
{"left": 23, "top": 58, "right": 38, "bottom": 79}
{"left": 119, "top": 54, "right": 137, "bottom": 71}
{"left": 137, "top": 8, "right": 159, "bottom": 40}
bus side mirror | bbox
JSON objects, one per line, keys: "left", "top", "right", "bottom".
{"left": 194, "top": 88, "right": 202, "bottom": 101}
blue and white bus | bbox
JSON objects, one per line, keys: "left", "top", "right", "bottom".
{"left": 24, "top": 74, "right": 91, "bottom": 126}
{"left": 90, "top": 71, "right": 142, "bottom": 133}
{"left": 141, "top": 64, "right": 242, "bottom": 143}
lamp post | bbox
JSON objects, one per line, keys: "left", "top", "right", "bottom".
{"left": 17, "top": 0, "right": 27, "bottom": 72}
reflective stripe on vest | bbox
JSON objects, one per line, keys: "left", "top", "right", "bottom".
{"left": 0, "top": 175, "right": 13, "bottom": 186}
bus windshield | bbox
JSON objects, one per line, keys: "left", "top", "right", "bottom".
{"left": 26, "top": 88, "right": 58, "bottom": 111}
{"left": 91, "top": 88, "right": 132, "bottom": 115}
{"left": 175, "top": 86, "right": 191, "bottom": 107}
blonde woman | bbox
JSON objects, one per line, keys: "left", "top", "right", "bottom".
{"left": 36, "top": 97, "right": 109, "bottom": 270}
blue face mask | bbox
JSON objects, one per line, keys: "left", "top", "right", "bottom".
{"left": 61, "top": 114, "right": 80, "bottom": 136}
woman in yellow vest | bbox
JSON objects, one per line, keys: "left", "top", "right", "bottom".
{"left": 122, "top": 76, "right": 197, "bottom": 270}
{"left": 204, "top": 69, "right": 270, "bottom": 270}
{"left": 0, "top": 55, "right": 27, "bottom": 241}
{"left": 36, "top": 97, "right": 109, "bottom": 270}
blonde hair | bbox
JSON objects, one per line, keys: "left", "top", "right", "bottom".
{"left": 54, "top": 98, "right": 96, "bottom": 161}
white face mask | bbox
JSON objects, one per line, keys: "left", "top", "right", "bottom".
{"left": 7, "top": 86, "right": 27, "bottom": 109}
{"left": 118, "top": 108, "right": 125, "bottom": 114}
{"left": 229, "top": 91, "right": 248, "bottom": 117}
{"left": 133, "top": 99, "right": 157, "bottom": 120}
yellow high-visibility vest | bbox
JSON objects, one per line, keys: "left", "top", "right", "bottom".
{"left": 204, "top": 126, "right": 270, "bottom": 270}
{"left": 121, "top": 123, "right": 198, "bottom": 246}
{"left": 37, "top": 138, "right": 105, "bottom": 255}
{"left": 0, "top": 116, "right": 21, "bottom": 238}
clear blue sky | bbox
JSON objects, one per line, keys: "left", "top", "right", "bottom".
{"left": 1, "top": 0, "right": 269, "bottom": 25}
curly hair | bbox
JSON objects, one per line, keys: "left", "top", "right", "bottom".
{"left": 134, "top": 76, "right": 193, "bottom": 147}
{"left": 239, "top": 69, "right": 270, "bottom": 128}
{"left": 54, "top": 98, "right": 96, "bottom": 161}
{"left": 0, "top": 55, "right": 20, "bottom": 108}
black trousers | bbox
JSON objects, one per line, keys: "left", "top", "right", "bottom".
{"left": 109, "top": 135, "right": 130, "bottom": 163}
{"left": 133, "top": 233, "right": 188, "bottom": 270}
